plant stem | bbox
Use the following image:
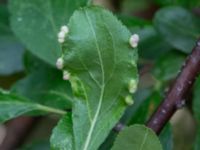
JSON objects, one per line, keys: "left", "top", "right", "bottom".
{"left": 147, "top": 39, "right": 200, "bottom": 134}
{"left": 37, "top": 104, "right": 66, "bottom": 115}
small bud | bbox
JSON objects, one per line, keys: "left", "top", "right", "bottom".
{"left": 129, "top": 34, "right": 139, "bottom": 48}
{"left": 63, "top": 71, "right": 70, "bottom": 80}
{"left": 129, "top": 79, "right": 137, "bottom": 94}
{"left": 58, "top": 38, "right": 65, "bottom": 43}
{"left": 58, "top": 31, "right": 66, "bottom": 39}
{"left": 61, "top": 25, "right": 69, "bottom": 34}
{"left": 125, "top": 95, "right": 134, "bottom": 106}
{"left": 56, "top": 57, "right": 64, "bottom": 69}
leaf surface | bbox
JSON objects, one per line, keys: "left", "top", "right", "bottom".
{"left": 154, "top": 0, "right": 200, "bottom": 8}
{"left": 112, "top": 125, "right": 163, "bottom": 150}
{"left": 0, "top": 4, "right": 24, "bottom": 75}
{"left": 11, "top": 52, "right": 72, "bottom": 110}
{"left": 9, "top": 0, "right": 87, "bottom": 66}
{"left": 62, "top": 6, "right": 138, "bottom": 150}
{"left": 154, "top": 6, "right": 200, "bottom": 53}
{"left": 0, "top": 89, "right": 66, "bottom": 123}
{"left": 50, "top": 114, "right": 74, "bottom": 150}
{"left": 153, "top": 51, "right": 186, "bottom": 82}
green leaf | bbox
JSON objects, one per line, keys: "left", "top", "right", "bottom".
{"left": 98, "top": 131, "right": 118, "bottom": 150}
{"left": 50, "top": 114, "right": 74, "bottom": 150}
{"left": 99, "top": 88, "right": 155, "bottom": 150}
{"left": 0, "top": 35, "right": 24, "bottom": 75}
{"left": 154, "top": 0, "right": 200, "bottom": 8}
{"left": 9, "top": 0, "right": 88, "bottom": 66}
{"left": 120, "top": 88, "right": 162, "bottom": 126}
{"left": 11, "top": 51, "right": 72, "bottom": 110}
{"left": 62, "top": 6, "right": 138, "bottom": 150}
{"left": 153, "top": 51, "right": 186, "bottom": 82}
{"left": 0, "top": 4, "right": 10, "bottom": 33}
{"left": 112, "top": 125, "right": 163, "bottom": 150}
{"left": 0, "top": 89, "right": 66, "bottom": 123}
{"left": 127, "top": 91, "right": 162, "bottom": 125}
{"left": 101, "top": 90, "right": 173, "bottom": 150}
{"left": 154, "top": 6, "right": 200, "bottom": 53}
{"left": 118, "top": 14, "right": 151, "bottom": 29}
{"left": 137, "top": 26, "right": 172, "bottom": 60}
{"left": 0, "top": 4, "right": 24, "bottom": 75}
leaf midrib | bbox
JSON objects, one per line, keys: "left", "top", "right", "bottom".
{"left": 82, "top": 10, "right": 105, "bottom": 150}
{"left": 139, "top": 127, "right": 149, "bottom": 150}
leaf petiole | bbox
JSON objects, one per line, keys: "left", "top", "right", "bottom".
{"left": 37, "top": 104, "right": 66, "bottom": 115}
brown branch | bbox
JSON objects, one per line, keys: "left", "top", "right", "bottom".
{"left": 0, "top": 117, "right": 40, "bottom": 150}
{"left": 147, "top": 39, "right": 200, "bottom": 134}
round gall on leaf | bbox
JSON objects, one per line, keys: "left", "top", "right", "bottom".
{"left": 56, "top": 57, "right": 64, "bottom": 70}
{"left": 58, "top": 31, "right": 66, "bottom": 39}
{"left": 129, "top": 79, "right": 137, "bottom": 94}
{"left": 61, "top": 25, "right": 69, "bottom": 34}
{"left": 129, "top": 34, "right": 139, "bottom": 48}
{"left": 125, "top": 95, "right": 134, "bottom": 106}
{"left": 58, "top": 38, "right": 65, "bottom": 43}
{"left": 63, "top": 70, "right": 70, "bottom": 80}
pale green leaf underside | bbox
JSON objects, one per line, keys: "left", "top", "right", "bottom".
{"left": 0, "top": 89, "right": 66, "bottom": 123}
{"left": 9, "top": 0, "right": 87, "bottom": 66}
{"left": 62, "top": 6, "right": 138, "bottom": 150}
{"left": 112, "top": 125, "right": 163, "bottom": 150}
{"left": 50, "top": 114, "right": 74, "bottom": 150}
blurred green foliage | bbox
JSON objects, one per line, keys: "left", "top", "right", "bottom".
{"left": 0, "top": 0, "right": 200, "bottom": 149}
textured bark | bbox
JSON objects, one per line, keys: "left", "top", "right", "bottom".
{"left": 147, "top": 39, "right": 200, "bottom": 134}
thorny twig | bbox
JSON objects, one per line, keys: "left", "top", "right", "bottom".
{"left": 147, "top": 39, "right": 200, "bottom": 134}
